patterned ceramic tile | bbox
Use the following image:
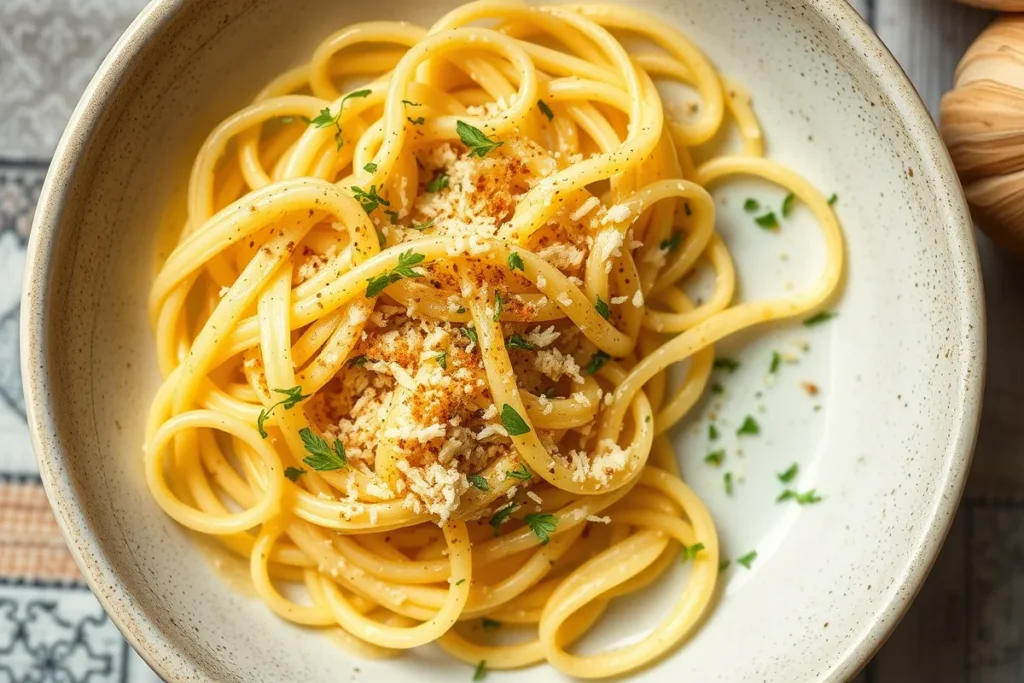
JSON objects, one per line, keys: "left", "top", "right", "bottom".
{"left": 0, "top": 0, "right": 149, "bottom": 160}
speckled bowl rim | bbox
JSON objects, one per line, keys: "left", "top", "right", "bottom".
{"left": 20, "top": 0, "right": 985, "bottom": 680}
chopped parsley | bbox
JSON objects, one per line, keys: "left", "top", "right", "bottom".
{"left": 537, "top": 99, "right": 555, "bottom": 121}
{"left": 708, "top": 424, "right": 720, "bottom": 441}
{"left": 737, "top": 415, "right": 760, "bottom": 436}
{"left": 348, "top": 355, "right": 370, "bottom": 368}
{"left": 284, "top": 467, "right": 306, "bottom": 482}
{"left": 524, "top": 513, "right": 557, "bottom": 545}
{"left": 426, "top": 172, "right": 449, "bottom": 193}
{"left": 804, "top": 311, "right": 837, "bottom": 326}
{"left": 505, "top": 334, "right": 535, "bottom": 351}
{"left": 350, "top": 184, "right": 390, "bottom": 215}
{"left": 303, "top": 89, "right": 371, "bottom": 150}
{"left": 781, "top": 192, "right": 795, "bottom": 218}
{"left": 409, "top": 219, "right": 435, "bottom": 232}
{"left": 778, "top": 489, "right": 823, "bottom": 504}
{"left": 455, "top": 578, "right": 466, "bottom": 586}
{"left": 769, "top": 351, "right": 781, "bottom": 373}
{"left": 508, "top": 251, "right": 525, "bottom": 272}
{"left": 363, "top": 162, "right": 377, "bottom": 173}
{"left": 724, "top": 471, "right": 734, "bottom": 495}
{"left": 777, "top": 463, "right": 799, "bottom": 484}
{"left": 489, "top": 503, "right": 519, "bottom": 536}
{"left": 257, "top": 385, "right": 310, "bottom": 438}
{"left": 468, "top": 474, "right": 489, "bottom": 491}
{"left": 457, "top": 120, "right": 504, "bottom": 157}
{"left": 713, "top": 357, "right": 739, "bottom": 373}
{"left": 506, "top": 463, "right": 532, "bottom": 480}
{"left": 365, "top": 249, "right": 425, "bottom": 297}
{"left": 704, "top": 450, "right": 724, "bottom": 467}
{"left": 755, "top": 212, "right": 779, "bottom": 230}
{"left": 460, "top": 326, "right": 478, "bottom": 345}
{"left": 743, "top": 198, "right": 760, "bottom": 212}
{"left": 493, "top": 291, "right": 503, "bottom": 322}
{"left": 682, "top": 542, "right": 705, "bottom": 563}
{"left": 473, "top": 660, "right": 487, "bottom": 681}
{"left": 407, "top": 116, "right": 425, "bottom": 125}
{"left": 383, "top": 209, "right": 399, "bottom": 224}
{"left": 660, "top": 232, "right": 681, "bottom": 251}
{"left": 586, "top": 350, "right": 610, "bottom": 374}
{"left": 299, "top": 427, "right": 348, "bottom": 471}
{"left": 481, "top": 618, "right": 501, "bottom": 630}
{"left": 402, "top": 99, "right": 421, "bottom": 106}
{"left": 435, "top": 351, "right": 447, "bottom": 370}
{"left": 711, "top": 382, "right": 724, "bottom": 395}
{"left": 718, "top": 559, "right": 731, "bottom": 571}
{"left": 501, "top": 404, "right": 531, "bottom": 436}
{"left": 594, "top": 296, "right": 611, "bottom": 320}
{"left": 737, "top": 550, "right": 757, "bottom": 569}
{"left": 827, "top": 192, "right": 838, "bottom": 205}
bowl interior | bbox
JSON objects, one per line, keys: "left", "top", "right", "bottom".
{"left": 24, "top": 0, "right": 983, "bottom": 681}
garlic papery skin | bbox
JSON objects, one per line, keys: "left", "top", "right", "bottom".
{"left": 941, "top": 15, "right": 1024, "bottom": 256}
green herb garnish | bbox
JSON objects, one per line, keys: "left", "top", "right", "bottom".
{"left": 737, "top": 415, "right": 760, "bottom": 436}
{"left": 770, "top": 351, "right": 781, "bottom": 373}
{"left": 524, "top": 513, "right": 557, "bottom": 545}
{"left": 781, "top": 192, "right": 795, "bottom": 218}
{"left": 426, "top": 172, "right": 449, "bottom": 193}
{"left": 257, "top": 385, "right": 310, "bottom": 438}
{"left": 468, "top": 474, "right": 489, "bottom": 491}
{"left": 501, "top": 404, "right": 531, "bottom": 436}
{"left": 435, "top": 351, "right": 447, "bottom": 370}
{"left": 711, "top": 382, "right": 724, "bottom": 395}
{"left": 506, "top": 463, "right": 532, "bottom": 480}
{"left": 473, "top": 660, "right": 487, "bottom": 681}
{"left": 409, "top": 219, "right": 435, "bottom": 232}
{"left": 724, "top": 471, "right": 734, "bottom": 495}
{"left": 586, "top": 350, "right": 610, "bottom": 374}
{"left": 365, "top": 249, "right": 425, "bottom": 297}
{"left": 705, "top": 450, "right": 724, "bottom": 467}
{"left": 682, "top": 542, "right": 705, "bottom": 563}
{"left": 755, "top": 212, "right": 779, "bottom": 230}
{"left": 299, "top": 427, "right": 348, "bottom": 471}
{"left": 508, "top": 252, "right": 525, "bottom": 272}
{"left": 744, "top": 198, "right": 760, "bottom": 212}
{"left": 402, "top": 99, "right": 421, "bottom": 106}
{"left": 708, "top": 424, "right": 720, "bottom": 441}
{"left": 660, "top": 233, "right": 681, "bottom": 251}
{"left": 737, "top": 550, "right": 757, "bottom": 569}
{"left": 827, "top": 193, "right": 838, "bottom": 205}
{"left": 493, "top": 291, "right": 504, "bottom": 322}
{"left": 804, "top": 311, "right": 837, "bottom": 326}
{"left": 481, "top": 618, "right": 500, "bottom": 630}
{"left": 594, "top": 296, "right": 610, "bottom": 320}
{"left": 489, "top": 503, "right": 519, "bottom": 536}
{"left": 350, "top": 184, "right": 390, "bottom": 215}
{"left": 777, "top": 489, "right": 822, "bottom": 504}
{"left": 456, "top": 578, "right": 466, "bottom": 586}
{"left": 408, "top": 116, "right": 425, "bottom": 125}
{"left": 505, "top": 334, "right": 535, "bottom": 351}
{"left": 284, "top": 467, "right": 306, "bottom": 482}
{"left": 363, "top": 162, "right": 378, "bottom": 173}
{"left": 303, "top": 89, "right": 371, "bottom": 150}
{"left": 777, "top": 463, "right": 798, "bottom": 484}
{"left": 460, "top": 326, "right": 478, "bottom": 345}
{"left": 713, "top": 357, "right": 739, "bottom": 373}
{"left": 457, "top": 120, "right": 504, "bottom": 157}
{"left": 348, "top": 355, "right": 370, "bottom": 368}
{"left": 538, "top": 99, "right": 555, "bottom": 121}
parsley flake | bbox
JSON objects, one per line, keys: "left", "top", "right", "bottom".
{"left": 435, "top": 351, "right": 447, "bottom": 370}
{"left": 586, "top": 350, "right": 610, "bottom": 374}
{"left": 744, "top": 198, "right": 760, "bottom": 212}
{"left": 407, "top": 116, "right": 425, "bottom": 125}
{"left": 455, "top": 578, "right": 466, "bottom": 586}
{"left": 682, "top": 542, "right": 705, "bottom": 563}
{"left": 737, "top": 550, "right": 758, "bottom": 569}
{"left": 402, "top": 99, "right": 421, "bottom": 106}
{"left": 365, "top": 250, "right": 426, "bottom": 298}
{"left": 457, "top": 120, "right": 504, "bottom": 157}
{"left": 501, "top": 404, "right": 531, "bottom": 436}
{"left": 770, "top": 351, "right": 781, "bottom": 373}
{"left": 724, "top": 471, "right": 734, "bottom": 495}
{"left": 493, "top": 291, "right": 503, "bottom": 322}
{"left": 594, "top": 297, "right": 610, "bottom": 320}
{"left": 827, "top": 192, "right": 838, "bottom": 205}
{"left": 705, "top": 450, "right": 724, "bottom": 467}
{"left": 299, "top": 427, "right": 348, "bottom": 471}
{"left": 409, "top": 219, "right": 435, "bottom": 232}
{"left": 719, "top": 559, "right": 731, "bottom": 571}
{"left": 525, "top": 513, "right": 557, "bottom": 545}
{"left": 468, "top": 474, "right": 489, "bottom": 491}
{"left": 489, "top": 503, "right": 519, "bottom": 536}
{"left": 537, "top": 99, "right": 555, "bottom": 121}
{"left": 350, "top": 184, "right": 390, "bottom": 215}
{"left": 713, "top": 357, "right": 739, "bottom": 373}
{"left": 711, "top": 382, "right": 724, "bottom": 395}
{"left": 506, "top": 463, "right": 532, "bottom": 480}
{"left": 777, "top": 463, "right": 799, "bottom": 484}
{"left": 348, "top": 355, "right": 370, "bottom": 368}
{"left": 505, "top": 334, "right": 535, "bottom": 351}
{"left": 660, "top": 233, "right": 681, "bottom": 251}
{"left": 304, "top": 89, "right": 371, "bottom": 150}
{"left": 778, "top": 489, "right": 822, "bottom": 504}
{"left": 708, "top": 424, "right": 720, "bottom": 441}
{"left": 460, "top": 326, "right": 478, "bottom": 345}
{"left": 426, "top": 172, "right": 449, "bottom": 193}
{"left": 284, "top": 467, "right": 306, "bottom": 482}
{"left": 363, "top": 162, "right": 377, "bottom": 173}
{"left": 737, "top": 416, "right": 760, "bottom": 435}
{"left": 481, "top": 618, "right": 501, "bottom": 630}
{"left": 804, "top": 311, "right": 837, "bottom": 326}
{"left": 755, "top": 212, "right": 779, "bottom": 230}
{"left": 257, "top": 386, "right": 310, "bottom": 438}
{"left": 508, "top": 252, "right": 525, "bottom": 272}
{"left": 781, "top": 192, "right": 796, "bottom": 218}
{"left": 473, "top": 660, "right": 487, "bottom": 681}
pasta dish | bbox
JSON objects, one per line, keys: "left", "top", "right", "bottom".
{"left": 143, "top": 1, "right": 843, "bottom": 677}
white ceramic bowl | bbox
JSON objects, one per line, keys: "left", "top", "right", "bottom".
{"left": 21, "top": 1, "right": 984, "bottom": 681}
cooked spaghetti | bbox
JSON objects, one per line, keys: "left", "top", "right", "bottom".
{"left": 144, "top": 1, "right": 844, "bottom": 677}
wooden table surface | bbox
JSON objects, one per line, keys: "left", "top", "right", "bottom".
{"left": 0, "top": 1, "right": 1017, "bottom": 681}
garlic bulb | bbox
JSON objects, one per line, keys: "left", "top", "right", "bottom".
{"left": 940, "top": 16, "right": 1024, "bottom": 256}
